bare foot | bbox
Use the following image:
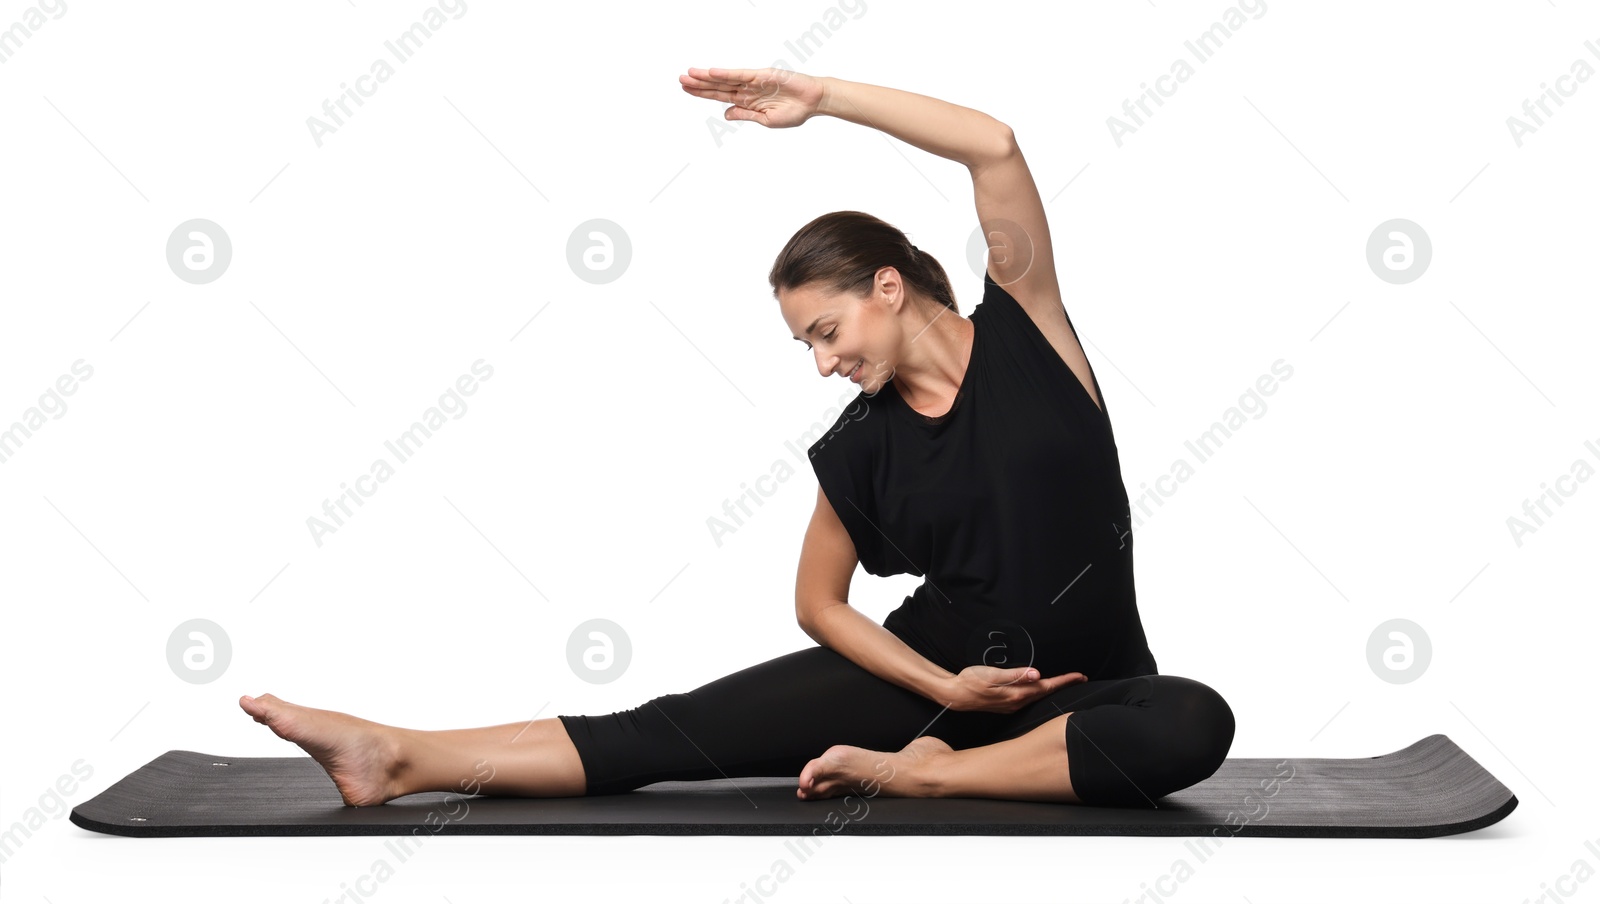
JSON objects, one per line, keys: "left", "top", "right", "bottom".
{"left": 239, "top": 693, "right": 405, "bottom": 807}
{"left": 796, "top": 735, "right": 952, "bottom": 801}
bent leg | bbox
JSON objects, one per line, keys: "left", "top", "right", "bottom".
{"left": 995, "top": 674, "right": 1235, "bottom": 807}
{"left": 792, "top": 676, "right": 1235, "bottom": 806}
{"left": 894, "top": 711, "right": 1084, "bottom": 803}
{"left": 558, "top": 646, "right": 989, "bottom": 796}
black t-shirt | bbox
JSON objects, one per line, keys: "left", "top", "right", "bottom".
{"left": 806, "top": 270, "right": 1158, "bottom": 682}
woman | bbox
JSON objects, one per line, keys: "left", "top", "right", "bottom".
{"left": 239, "top": 68, "right": 1235, "bottom": 808}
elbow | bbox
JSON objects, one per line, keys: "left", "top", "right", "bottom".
{"left": 993, "top": 120, "right": 1017, "bottom": 154}
{"left": 973, "top": 122, "right": 1018, "bottom": 171}
{"left": 795, "top": 601, "right": 817, "bottom": 637}
{"left": 796, "top": 599, "right": 843, "bottom": 638}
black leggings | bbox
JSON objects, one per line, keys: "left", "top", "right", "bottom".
{"left": 557, "top": 646, "right": 1235, "bottom": 807}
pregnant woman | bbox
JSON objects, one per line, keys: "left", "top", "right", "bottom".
{"left": 240, "top": 68, "right": 1235, "bottom": 808}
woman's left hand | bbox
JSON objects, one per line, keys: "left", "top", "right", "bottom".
{"left": 679, "top": 67, "right": 825, "bottom": 129}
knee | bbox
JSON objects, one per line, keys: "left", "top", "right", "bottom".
{"left": 1168, "top": 677, "right": 1235, "bottom": 781}
{"left": 1066, "top": 676, "right": 1237, "bottom": 805}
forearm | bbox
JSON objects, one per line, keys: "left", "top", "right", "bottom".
{"left": 802, "top": 602, "right": 955, "bottom": 705}
{"left": 817, "top": 76, "right": 1014, "bottom": 169}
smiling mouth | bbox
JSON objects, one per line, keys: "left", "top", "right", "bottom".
{"left": 846, "top": 359, "right": 863, "bottom": 381}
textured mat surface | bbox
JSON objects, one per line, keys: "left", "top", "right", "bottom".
{"left": 71, "top": 733, "right": 1515, "bottom": 837}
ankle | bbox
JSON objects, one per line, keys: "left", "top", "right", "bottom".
{"left": 382, "top": 727, "right": 420, "bottom": 798}
{"left": 912, "top": 753, "right": 947, "bottom": 798}
{"left": 885, "top": 749, "right": 944, "bottom": 799}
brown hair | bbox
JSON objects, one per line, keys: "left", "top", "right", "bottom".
{"left": 769, "top": 211, "right": 958, "bottom": 313}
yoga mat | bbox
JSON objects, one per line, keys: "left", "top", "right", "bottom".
{"left": 71, "top": 733, "right": 1514, "bottom": 838}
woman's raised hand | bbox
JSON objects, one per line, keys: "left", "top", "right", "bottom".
{"left": 679, "top": 67, "right": 825, "bottom": 129}
{"left": 941, "top": 665, "right": 1090, "bottom": 714}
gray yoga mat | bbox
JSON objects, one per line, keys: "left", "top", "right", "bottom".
{"left": 71, "top": 733, "right": 1514, "bottom": 838}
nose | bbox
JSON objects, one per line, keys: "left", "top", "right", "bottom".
{"left": 815, "top": 349, "right": 836, "bottom": 378}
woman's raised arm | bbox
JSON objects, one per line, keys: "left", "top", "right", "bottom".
{"left": 815, "top": 74, "right": 1013, "bottom": 169}
{"left": 680, "top": 67, "right": 1013, "bottom": 170}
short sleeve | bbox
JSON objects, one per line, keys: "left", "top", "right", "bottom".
{"left": 979, "top": 269, "right": 1110, "bottom": 421}
{"left": 806, "top": 400, "right": 897, "bottom": 577}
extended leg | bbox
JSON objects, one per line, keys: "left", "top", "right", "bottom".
{"left": 398, "top": 716, "right": 587, "bottom": 799}
{"left": 557, "top": 645, "right": 992, "bottom": 796}
{"left": 238, "top": 694, "right": 587, "bottom": 805}
{"left": 240, "top": 646, "right": 976, "bottom": 805}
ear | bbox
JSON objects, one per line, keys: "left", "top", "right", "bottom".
{"left": 874, "top": 265, "right": 906, "bottom": 310}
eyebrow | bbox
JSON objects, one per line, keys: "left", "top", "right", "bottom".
{"left": 791, "top": 315, "right": 826, "bottom": 342}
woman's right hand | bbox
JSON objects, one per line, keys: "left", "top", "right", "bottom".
{"left": 678, "top": 67, "right": 826, "bottom": 129}
{"left": 940, "top": 665, "right": 1090, "bottom": 714}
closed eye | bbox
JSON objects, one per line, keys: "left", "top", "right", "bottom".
{"left": 802, "top": 328, "right": 837, "bottom": 351}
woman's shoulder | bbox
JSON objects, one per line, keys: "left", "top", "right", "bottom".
{"left": 805, "top": 388, "right": 884, "bottom": 466}
{"left": 973, "top": 269, "right": 1107, "bottom": 416}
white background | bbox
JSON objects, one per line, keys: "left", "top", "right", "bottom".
{"left": 2, "top": 0, "right": 1596, "bottom": 901}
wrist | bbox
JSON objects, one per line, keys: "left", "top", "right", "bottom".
{"left": 923, "top": 669, "right": 956, "bottom": 707}
{"left": 816, "top": 75, "right": 840, "bottom": 118}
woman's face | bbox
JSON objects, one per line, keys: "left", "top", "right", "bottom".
{"left": 781, "top": 269, "right": 905, "bottom": 392}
